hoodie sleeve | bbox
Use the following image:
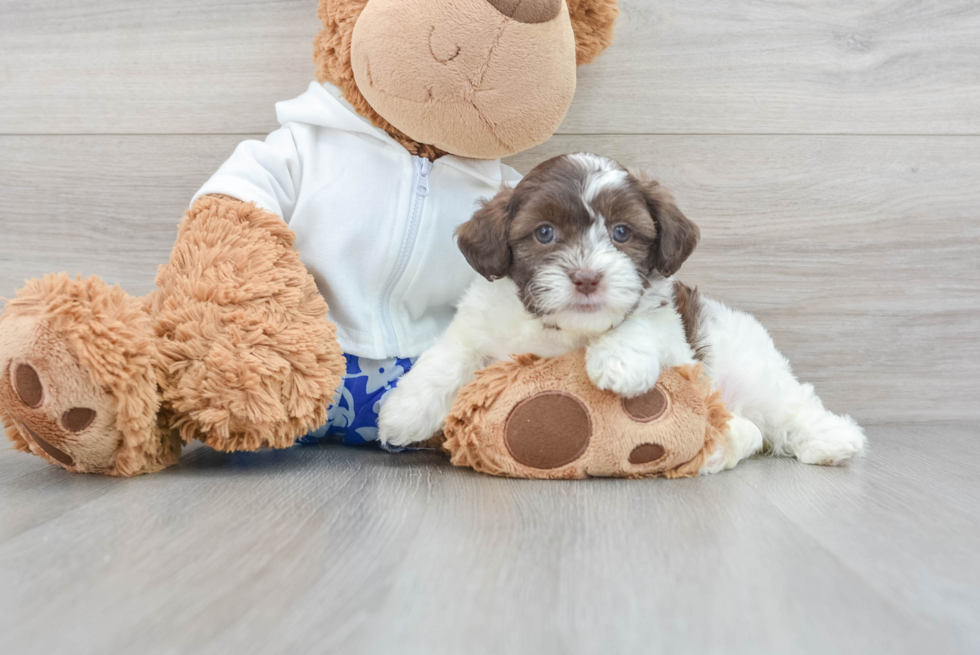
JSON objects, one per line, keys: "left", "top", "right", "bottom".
{"left": 191, "top": 125, "right": 301, "bottom": 223}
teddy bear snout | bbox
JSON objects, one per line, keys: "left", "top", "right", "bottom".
{"left": 350, "top": 0, "right": 578, "bottom": 159}
{"left": 486, "top": 0, "right": 562, "bottom": 24}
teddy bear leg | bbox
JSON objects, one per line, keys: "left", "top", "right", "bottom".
{"left": 0, "top": 274, "right": 178, "bottom": 475}
{"left": 149, "top": 195, "right": 345, "bottom": 452}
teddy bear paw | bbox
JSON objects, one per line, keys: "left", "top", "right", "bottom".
{"left": 0, "top": 274, "right": 164, "bottom": 475}
{"left": 1, "top": 317, "right": 121, "bottom": 473}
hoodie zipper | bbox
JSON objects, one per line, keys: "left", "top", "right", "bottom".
{"left": 379, "top": 155, "right": 431, "bottom": 356}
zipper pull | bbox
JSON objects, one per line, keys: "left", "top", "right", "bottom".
{"left": 415, "top": 157, "right": 431, "bottom": 197}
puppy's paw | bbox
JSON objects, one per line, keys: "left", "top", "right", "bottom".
{"left": 699, "top": 417, "right": 763, "bottom": 475}
{"left": 585, "top": 340, "right": 661, "bottom": 398}
{"left": 726, "top": 415, "right": 764, "bottom": 468}
{"left": 699, "top": 443, "right": 728, "bottom": 476}
{"left": 377, "top": 385, "right": 444, "bottom": 448}
{"left": 794, "top": 413, "right": 866, "bottom": 466}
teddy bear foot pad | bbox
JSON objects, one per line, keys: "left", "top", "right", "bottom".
{"left": 443, "top": 351, "right": 732, "bottom": 480}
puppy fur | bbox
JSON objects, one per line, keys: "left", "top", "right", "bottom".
{"left": 379, "top": 154, "right": 865, "bottom": 471}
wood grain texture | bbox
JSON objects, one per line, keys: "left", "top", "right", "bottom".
{"left": 2, "top": 1, "right": 980, "bottom": 135}
{"left": 2, "top": 134, "right": 977, "bottom": 424}
{"left": 0, "top": 425, "right": 977, "bottom": 655}
{"left": 565, "top": 0, "right": 980, "bottom": 135}
{"left": 0, "top": 0, "right": 316, "bottom": 135}
{"left": 0, "top": 135, "right": 245, "bottom": 296}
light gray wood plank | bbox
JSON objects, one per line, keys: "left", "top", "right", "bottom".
{"left": 565, "top": 0, "right": 980, "bottom": 135}
{"left": 0, "top": 0, "right": 316, "bottom": 135}
{"left": 0, "top": 135, "right": 249, "bottom": 297}
{"left": 733, "top": 423, "right": 980, "bottom": 649}
{"left": 2, "top": 1, "right": 980, "bottom": 135}
{"left": 2, "top": 134, "right": 977, "bottom": 424}
{"left": 0, "top": 424, "right": 977, "bottom": 654}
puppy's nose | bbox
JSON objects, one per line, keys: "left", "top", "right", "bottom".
{"left": 571, "top": 270, "right": 603, "bottom": 295}
{"left": 486, "top": 0, "right": 561, "bottom": 24}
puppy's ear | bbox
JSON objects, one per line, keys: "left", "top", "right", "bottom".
{"left": 637, "top": 177, "right": 699, "bottom": 278}
{"left": 456, "top": 187, "right": 515, "bottom": 281}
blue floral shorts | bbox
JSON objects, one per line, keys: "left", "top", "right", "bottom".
{"left": 298, "top": 354, "right": 416, "bottom": 447}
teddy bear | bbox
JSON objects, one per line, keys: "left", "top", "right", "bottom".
{"left": 0, "top": 0, "right": 620, "bottom": 476}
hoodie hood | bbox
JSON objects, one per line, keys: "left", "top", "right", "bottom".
{"left": 277, "top": 82, "right": 399, "bottom": 147}
{"left": 276, "top": 83, "right": 517, "bottom": 186}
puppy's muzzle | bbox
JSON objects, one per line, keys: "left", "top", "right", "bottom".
{"left": 571, "top": 270, "right": 603, "bottom": 296}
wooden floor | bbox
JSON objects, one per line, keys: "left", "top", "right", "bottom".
{"left": 1, "top": 1, "right": 979, "bottom": 653}
{"left": 1, "top": 425, "right": 978, "bottom": 654}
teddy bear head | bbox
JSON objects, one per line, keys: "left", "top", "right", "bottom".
{"left": 314, "top": 0, "right": 619, "bottom": 160}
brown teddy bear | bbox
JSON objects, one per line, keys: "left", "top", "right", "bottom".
{"left": 0, "top": 0, "right": 620, "bottom": 476}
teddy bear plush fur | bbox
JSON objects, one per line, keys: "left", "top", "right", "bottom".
{"left": 0, "top": 0, "right": 619, "bottom": 475}
{"left": 0, "top": 197, "right": 344, "bottom": 476}
{"left": 315, "top": 0, "right": 619, "bottom": 159}
{"left": 442, "top": 353, "right": 732, "bottom": 479}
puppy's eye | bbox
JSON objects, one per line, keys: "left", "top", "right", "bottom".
{"left": 535, "top": 224, "right": 556, "bottom": 244}
{"left": 611, "top": 224, "right": 632, "bottom": 243}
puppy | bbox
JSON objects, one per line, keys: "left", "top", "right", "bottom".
{"left": 378, "top": 153, "right": 865, "bottom": 471}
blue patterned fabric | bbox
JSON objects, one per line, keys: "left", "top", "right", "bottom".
{"left": 298, "top": 354, "right": 416, "bottom": 446}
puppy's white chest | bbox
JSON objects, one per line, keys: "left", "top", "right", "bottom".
{"left": 462, "top": 278, "right": 594, "bottom": 361}
{"left": 491, "top": 323, "right": 591, "bottom": 361}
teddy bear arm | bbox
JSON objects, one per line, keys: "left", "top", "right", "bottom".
{"left": 149, "top": 195, "right": 345, "bottom": 452}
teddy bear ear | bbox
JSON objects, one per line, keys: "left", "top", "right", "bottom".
{"left": 567, "top": 0, "right": 619, "bottom": 65}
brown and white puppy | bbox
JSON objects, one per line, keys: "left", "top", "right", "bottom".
{"left": 379, "top": 154, "right": 865, "bottom": 471}
{"left": 456, "top": 153, "right": 698, "bottom": 334}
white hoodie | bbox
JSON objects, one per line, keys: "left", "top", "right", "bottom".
{"left": 194, "top": 82, "right": 522, "bottom": 359}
